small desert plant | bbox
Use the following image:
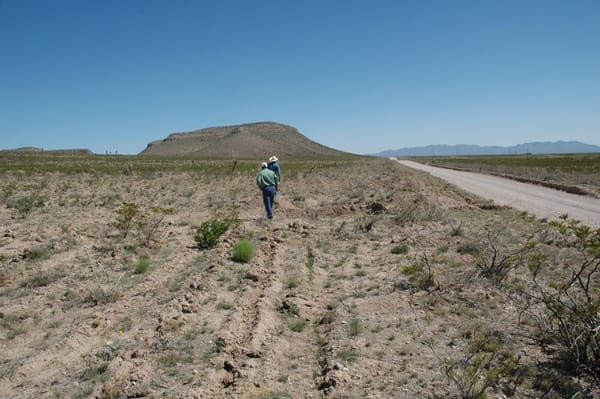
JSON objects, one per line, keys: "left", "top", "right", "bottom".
{"left": 10, "top": 193, "right": 44, "bottom": 218}
{"left": 449, "top": 219, "right": 464, "bottom": 236}
{"left": 355, "top": 214, "right": 378, "bottom": 232}
{"left": 134, "top": 255, "right": 150, "bottom": 274}
{"left": 435, "top": 330, "right": 518, "bottom": 399}
{"left": 82, "top": 286, "right": 120, "bottom": 306}
{"left": 117, "top": 316, "right": 132, "bottom": 333}
{"left": 402, "top": 249, "right": 438, "bottom": 291}
{"left": 80, "top": 361, "right": 109, "bottom": 383}
{"left": 258, "top": 392, "right": 292, "bottom": 399}
{"left": 348, "top": 317, "right": 361, "bottom": 337}
{"left": 456, "top": 242, "right": 480, "bottom": 255}
{"left": 19, "top": 269, "right": 64, "bottom": 288}
{"left": 114, "top": 202, "right": 139, "bottom": 238}
{"left": 216, "top": 301, "right": 233, "bottom": 310}
{"left": 391, "top": 244, "right": 410, "bottom": 254}
{"left": 286, "top": 275, "right": 299, "bottom": 289}
{"left": 521, "top": 216, "right": 600, "bottom": 385}
{"left": 23, "top": 245, "right": 53, "bottom": 261}
{"left": 422, "top": 324, "right": 518, "bottom": 399}
{"left": 96, "top": 341, "right": 120, "bottom": 361}
{"left": 337, "top": 347, "right": 359, "bottom": 363}
{"left": 195, "top": 218, "right": 231, "bottom": 249}
{"left": 288, "top": 319, "right": 307, "bottom": 332}
{"left": 6, "top": 325, "right": 26, "bottom": 340}
{"left": 306, "top": 246, "right": 315, "bottom": 282}
{"left": 277, "top": 301, "right": 300, "bottom": 316}
{"left": 393, "top": 203, "right": 419, "bottom": 226}
{"left": 232, "top": 239, "right": 256, "bottom": 263}
{"left": 474, "top": 228, "right": 530, "bottom": 283}
{"left": 158, "top": 351, "right": 181, "bottom": 376}
{"left": 136, "top": 205, "right": 173, "bottom": 247}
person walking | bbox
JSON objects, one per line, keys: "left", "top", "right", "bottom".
{"left": 267, "top": 155, "right": 281, "bottom": 183}
{"left": 256, "top": 162, "right": 278, "bottom": 219}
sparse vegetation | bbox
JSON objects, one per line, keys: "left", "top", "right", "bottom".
{"left": 429, "top": 328, "right": 518, "bottom": 399}
{"left": 521, "top": 215, "right": 600, "bottom": 388}
{"left": 1, "top": 154, "right": 599, "bottom": 398}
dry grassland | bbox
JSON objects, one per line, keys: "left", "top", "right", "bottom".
{"left": 0, "top": 156, "right": 598, "bottom": 398}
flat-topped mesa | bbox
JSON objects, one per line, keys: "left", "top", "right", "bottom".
{"left": 139, "top": 121, "right": 355, "bottom": 158}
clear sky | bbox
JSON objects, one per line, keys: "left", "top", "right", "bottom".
{"left": 1, "top": 0, "right": 599, "bottom": 155}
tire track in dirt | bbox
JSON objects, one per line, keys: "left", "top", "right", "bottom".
{"left": 201, "top": 206, "right": 331, "bottom": 397}
{"left": 215, "top": 222, "right": 308, "bottom": 395}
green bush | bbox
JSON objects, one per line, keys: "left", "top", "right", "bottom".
{"left": 134, "top": 255, "right": 150, "bottom": 274}
{"left": 288, "top": 320, "right": 307, "bottom": 332}
{"left": 524, "top": 216, "right": 600, "bottom": 383}
{"left": 10, "top": 194, "right": 44, "bottom": 217}
{"left": 195, "top": 218, "right": 230, "bottom": 249}
{"left": 114, "top": 202, "right": 139, "bottom": 238}
{"left": 232, "top": 239, "right": 256, "bottom": 263}
{"left": 24, "top": 245, "right": 53, "bottom": 261}
{"left": 391, "top": 244, "right": 409, "bottom": 254}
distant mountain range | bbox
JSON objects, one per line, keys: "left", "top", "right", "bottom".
{"left": 374, "top": 141, "right": 600, "bottom": 157}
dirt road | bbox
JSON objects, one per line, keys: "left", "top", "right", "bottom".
{"left": 396, "top": 159, "right": 600, "bottom": 228}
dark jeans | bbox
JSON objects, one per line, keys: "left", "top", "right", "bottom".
{"left": 261, "top": 185, "right": 277, "bottom": 219}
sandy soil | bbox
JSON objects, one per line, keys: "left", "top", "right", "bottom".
{"left": 0, "top": 158, "right": 597, "bottom": 398}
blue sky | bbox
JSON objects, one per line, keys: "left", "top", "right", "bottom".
{"left": 1, "top": 0, "right": 599, "bottom": 155}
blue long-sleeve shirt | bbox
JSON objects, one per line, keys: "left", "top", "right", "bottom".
{"left": 267, "top": 161, "right": 281, "bottom": 182}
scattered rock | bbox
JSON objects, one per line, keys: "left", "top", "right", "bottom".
{"left": 367, "top": 201, "right": 388, "bottom": 214}
{"left": 244, "top": 350, "right": 261, "bottom": 359}
{"left": 318, "top": 376, "right": 337, "bottom": 391}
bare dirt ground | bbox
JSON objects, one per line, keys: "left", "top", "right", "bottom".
{"left": 397, "top": 159, "right": 600, "bottom": 228}
{"left": 1, "top": 157, "right": 598, "bottom": 398}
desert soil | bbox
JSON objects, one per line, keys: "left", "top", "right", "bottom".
{"left": 397, "top": 159, "right": 600, "bottom": 228}
{"left": 0, "top": 157, "right": 596, "bottom": 398}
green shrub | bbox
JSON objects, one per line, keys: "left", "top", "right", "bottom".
{"left": 456, "top": 242, "right": 480, "bottom": 255}
{"left": 10, "top": 194, "right": 44, "bottom": 217}
{"left": 402, "top": 253, "right": 437, "bottom": 292}
{"left": 439, "top": 329, "right": 518, "bottom": 399}
{"left": 24, "top": 245, "right": 52, "bottom": 261}
{"left": 19, "top": 269, "right": 64, "bottom": 288}
{"left": 232, "top": 239, "right": 256, "bottom": 263}
{"left": 348, "top": 317, "right": 361, "bottom": 336}
{"left": 391, "top": 244, "right": 410, "bottom": 254}
{"left": 286, "top": 275, "right": 299, "bottom": 289}
{"left": 195, "top": 218, "right": 230, "bottom": 249}
{"left": 134, "top": 255, "right": 150, "bottom": 274}
{"left": 288, "top": 320, "right": 307, "bottom": 332}
{"left": 114, "top": 202, "right": 139, "bottom": 238}
{"left": 524, "top": 216, "right": 600, "bottom": 383}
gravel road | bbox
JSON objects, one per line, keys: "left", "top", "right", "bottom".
{"left": 396, "top": 159, "right": 600, "bottom": 228}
